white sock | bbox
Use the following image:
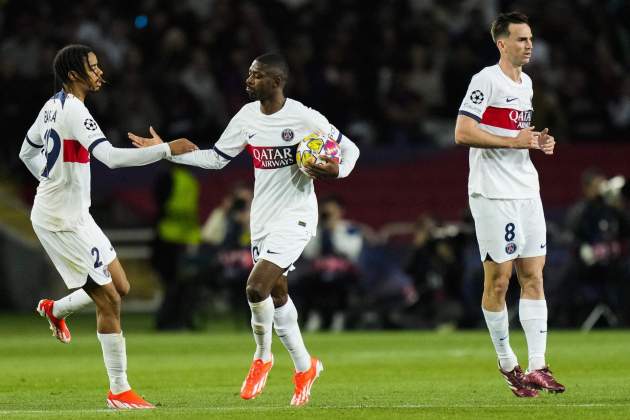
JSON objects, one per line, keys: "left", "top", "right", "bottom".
{"left": 482, "top": 306, "right": 518, "bottom": 371}
{"left": 97, "top": 332, "right": 131, "bottom": 394}
{"left": 248, "top": 297, "right": 274, "bottom": 362}
{"left": 519, "top": 299, "right": 548, "bottom": 371}
{"left": 273, "top": 297, "right": 311, "bottom": 372}
{"left": 53, "top": 289, "right": 93, "bottom": 318}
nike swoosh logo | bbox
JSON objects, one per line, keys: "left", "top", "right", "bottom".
{"left": 506, "top": 97, "right": 518, "bottom": 102}
{"left": 540, "top": 244, "right": 546, "bottom": 248}
{"left": 499, "top": 336, "right": 508, "bottom": 341}
{"left": 267, "top": 250, "right": 280, "bottom": 254}
{"left": 248, "top": 133, "right": 256, "bottom": 139}
{"left": 539, "top": 330, "right": 547, "bottom": 334}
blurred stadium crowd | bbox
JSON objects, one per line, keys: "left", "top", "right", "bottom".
{"left": 2, "top": 0, "right": 630, "bottom": 169}
{"left": 2, "top": 0, "right": 630, "bottom": 328}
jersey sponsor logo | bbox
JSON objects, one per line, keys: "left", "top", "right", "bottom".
{"left": 63, "top": 139, "right": 90, "bottom": 163}
{"left": 506, "top": 97, "right": 518, "bottom": 102}
{"left": 505, "top": 242, "right": 517, "bottom": 254}
{"left": 481, "top": 106, "right": 532, "bottom": 130}
{"left": 470, "top": 90, "right": 484, "bottom": 104}
{"left": 84, "top": 118, "right": 98, "bottom": 131}
{"left": 246, "top": 144, "right": 298, "bottom": 169}
{"left": 281, "top": 128, "right": 294, "bottom": 141}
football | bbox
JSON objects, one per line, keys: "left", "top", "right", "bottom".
{"left": 296, "top": 132, "right": 342, "bottom": 175}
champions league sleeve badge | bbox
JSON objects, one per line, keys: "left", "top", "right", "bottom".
{"left": 470, "top": 90, "right": 485, "bottom": 104}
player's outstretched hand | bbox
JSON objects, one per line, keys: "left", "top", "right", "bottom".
{"left": 168, "top": 138, "right": 199, "bottom": 155}
{"left": 304, "top": 155, "right": 339, "bottom": 180}
{"left": 537, "top": 128, "right": 555, "bottom": 155}
{"left": 513, "top": 126, "right": 540, "bottom": 150}
{"left": 128, "top": 126, "right": 164, "bottom": 148}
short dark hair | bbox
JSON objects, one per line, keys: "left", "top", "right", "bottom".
{"left": 254, "top": 52, "right": 289, "bottom": 81}
{"left": 490, "top": 12, "right": 530, "bottom": 43}
{"left": 53, "top": 44, "right": 93, "bottom": 90}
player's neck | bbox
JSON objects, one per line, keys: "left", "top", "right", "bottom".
{"left": 498, "top": 59, "right": 522, "bottom": 83}
{"left": 259, "top": 94, "right": 286, "bottom": 115}
{"left": 63, "top": 84, "right": 87, "bottom": 102}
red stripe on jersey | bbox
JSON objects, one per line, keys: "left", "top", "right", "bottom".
{"left": 63, "top": 139, "right": 90, "bottom": 163}
{"left": 246, "top": 144, "right": 297, "bottom": 169}
{"left": 481, "top": 106, "right": 533, "bottom": 130}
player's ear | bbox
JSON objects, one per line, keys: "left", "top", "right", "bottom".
{"left": 68, "top": 70, "right": 79, "bottom": 82}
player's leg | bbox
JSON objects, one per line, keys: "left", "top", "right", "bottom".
{"left": 469, "top": 195, "right": 537, "bottom": 397}
{"left": 84, "top": 264, "right": 154, "bottom": 409}
{"left": 515, "top": 256, "right": 565, "bottom": 393}
{"left": 271, "top": 275, "right": 311, "bottom": 372}
{"left": 240, "top": 259, "right": 283, "bottom": 400}
{"left": 271, "top": 275, "right": 322, "bottom": 406}
{"left": 481, "top": 258, "right": 518, "bottom": 369}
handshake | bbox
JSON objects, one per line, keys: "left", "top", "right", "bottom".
{"left": 128, "top": 126, "right": 198, "bottom": 156}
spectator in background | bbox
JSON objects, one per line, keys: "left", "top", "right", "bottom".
{"left": 558, "top": 169, "right": 630, "bottom": 326}
{"left": 404, "top": 215, "right": 465, "bottom": 329}
{"left": 299, "top": 196, "right": 363, "bottom": 331}
{"left": 152, "top": 165, "right": 202, "bottom": 330}
{"left": 200, "top": 184, "right": 254, "bottom": 323}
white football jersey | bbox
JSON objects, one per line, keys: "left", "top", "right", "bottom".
{"left": 26, "top": 91, "right": 107, "bottom": 230}
{"left": 213, "top": 98, "right": 341, "bottom": 240}
{"left": 459, "top": 64, "right": 539, "bottom": 199}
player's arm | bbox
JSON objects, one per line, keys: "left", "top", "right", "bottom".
{"left": 129, "top": 113, "right": 247, "bottom": 170}
{"left": 455, "top": 114, "right": 540, "bottom": 149}
{"left": 128, "top": 127, "right": 234, "bottom": 170}
{"left": 91, "top": 137, "right": 198, "bottom": 169}
{"left": 19, "top": 135, "right": 46, "bottom": 180}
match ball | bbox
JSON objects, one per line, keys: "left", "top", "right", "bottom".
{"left": 296, "top": 132, "right": 341, "bottom": 175}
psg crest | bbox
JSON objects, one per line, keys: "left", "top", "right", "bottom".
{"left": 281, "top": 128, "right": 294, "bottom": 141}
{"left": 505, "top": 242, "right": 517, "bottom": 255}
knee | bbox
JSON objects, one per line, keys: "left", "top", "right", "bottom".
{"left": 521, "top": 273, "right": 544, "bottom": 295}
{"left": 487, "top": 276, "right": 511, "bottom": 298}
{"left": 98, "top": 291, "right": 122, "bottom": 315}
{"left": 246, "top": 284, "right": 269, "bottom": 303}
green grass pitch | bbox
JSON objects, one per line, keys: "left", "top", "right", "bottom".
{"left": 1, "top": 314, "right": 629, "bottom": 419}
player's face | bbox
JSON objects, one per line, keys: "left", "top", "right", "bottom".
{"left": 245, "top": 61, "right": 277, "bottom": 100}
{"left": 85, "top": 52, "right": 104, "bottom": 92}
{"left": 500, "top": 23, "right": 533, "bottom": 66}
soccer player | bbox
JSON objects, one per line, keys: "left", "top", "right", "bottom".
{"left": 128, "top": 52, "right": 360, "bottom": 406}
{"left": 19, "top": 44, "right": 198, "bottom": 409}
{"left": 454, "top": 12, "right": 565, "bottom": 397}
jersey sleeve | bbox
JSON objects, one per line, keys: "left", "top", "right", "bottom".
{"left": 458, "top": 71, "right": 493, "bottom": 122}
{"left": 25, "top": 107, "right": 45, "bottom": 148}
{"left": 168, "top": 109, "right": 247, "bottom": 170}
{"left": 65, "top": 101, "right": 107, "bottom": 153}
{"left": 211, "top": 110, "right": 247, "bottom": 159}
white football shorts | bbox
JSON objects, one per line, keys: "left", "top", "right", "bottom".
{"left": 33, "top": 214, "right": 116, "bottom": 289}
{"left": 469, "top": 194, "right": 547, "bottom": 263}
{"left": 251, "top": 224, "right": 312, "bottom": 276}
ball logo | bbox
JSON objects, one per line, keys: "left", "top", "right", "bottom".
{"left": 470, "top": 90, "right": 484, "bottom": 104}
{"left": 505, "top": 242, "right": 517, "bottom": 255}
{"left": 281, "top": 128, "right": 294, "bottom": 141}
{"left": 84, "top": 118, "right": 98, "bottom": 131}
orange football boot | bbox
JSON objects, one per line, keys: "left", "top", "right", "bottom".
{"left": 107, "top": 389, "right": 155, "bottom": 409}
{"left": 36, "top": 299, "right": 71, "bottom": 344}
{"left": 240, "top": 355, "right": 274, "bottom": 400}
{"left": 291, "top": 357, "right": 323, "bottom": 406}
